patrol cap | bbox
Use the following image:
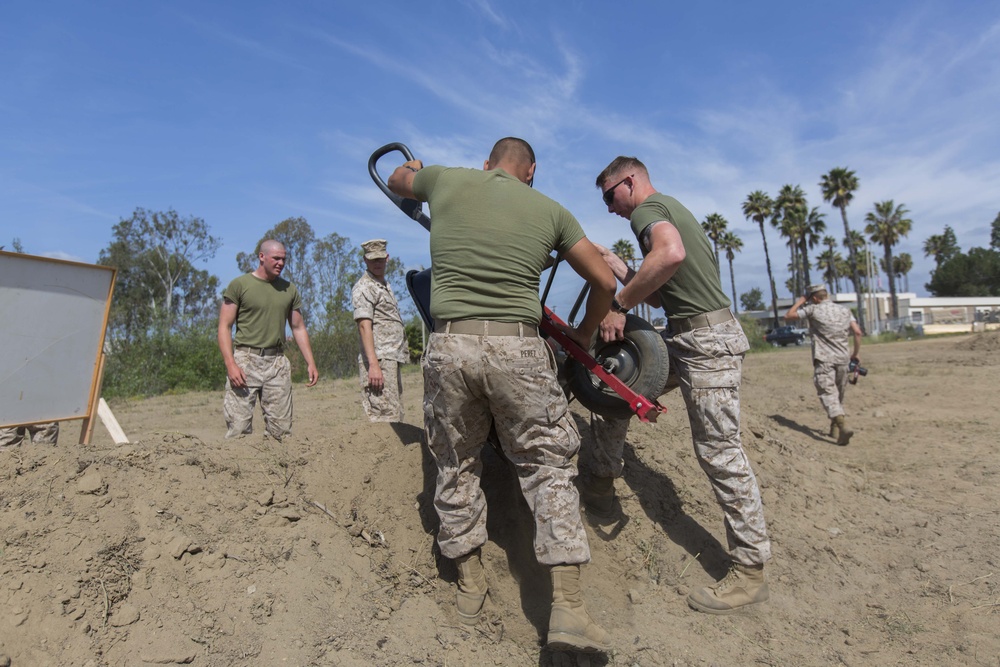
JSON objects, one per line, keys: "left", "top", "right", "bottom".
{"left": 807, "top": 283, "right": 827, "bottom": 296}
{"left": 362, "top": 239, "right": 388, "bottom": 260}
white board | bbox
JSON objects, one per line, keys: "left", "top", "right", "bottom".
{"left": 0, "top": 251, "right": 115, "bottom": 427}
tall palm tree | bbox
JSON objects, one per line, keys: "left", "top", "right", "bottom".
{"left": 773, "top": 185, "right": 808, "bottom": 295}
{"left": 894, "top": 252, "right": 913, "bottom": 292}
{"left": 799, "top": 207, "right": 826, "bottom": 289}
{"left": 820, "top": 167, "right": 865, "bottom": 331}
{"left": 717, "top": 230, "right": 743, "bottom": 313}
{"left": 865, "top": 200, "right": 913, "bottom": 320}
{"left": 820, "top": 235, "right": 840, "bottom": 292}
{"left": 816, "top": 247, "right": 844, "bottom": 294}
{"left": 742, "top": 190, "right": 780, "bottom": 327}
{"left": 701, "top": 213, "right": 728, "bottom": 274}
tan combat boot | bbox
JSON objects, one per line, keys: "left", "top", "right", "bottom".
{"left": 454, "top": 548, "right": 488, "bottom": 625}
{"left": 687, "top": 563, "right": 769, "bottom": 615}
{"left": 547, "top": 565, "right": 611, "bottom": 653}
{"left": 579, "top": 475, "right": 616, "bottom": 518}
{"left": 829, "top": 418, "right": 838, "bottom": 438}
{"left": 833, "top": 415, "right": 853, "bottom": 446}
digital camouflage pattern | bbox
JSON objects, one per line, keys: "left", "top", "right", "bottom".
{"left": 667, "top": 318, "right": 771, "bottom": 566}
{"left": 351, "top": 272, "right": 409, "bottom": 364}
{"left": 422, "top": 331, "right": 590, "bottom": 565}
{"left": 223, "top": 350, "right": 293, "bottom": 440}
{"left": 358, "top": 358, "right": 403, "bottom": 422}
{"left": 813, "top": 359, "right": 849, "bottom": 419}
{"left": 795, "top": 300, "right": 855, "bottom": 364}
{"left": 0, "top": 422, "right": 59, "bottom": 449}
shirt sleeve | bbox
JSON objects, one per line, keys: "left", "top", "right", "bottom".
{"left": 412, "top": 165, "right": 445, "bottom": 202}
{"left": 352, "top": 282, "right": 374, "bottom": 321}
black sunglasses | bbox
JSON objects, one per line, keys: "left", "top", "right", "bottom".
{"left": 602, "top": 175, "right": 631, "bottom": 206}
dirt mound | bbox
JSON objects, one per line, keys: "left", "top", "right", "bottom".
{"left": 2, "top": 337, "right": 998, "bottom": 666}
{"left": 954, "top": 329, "right": 1000, "bottom": 353}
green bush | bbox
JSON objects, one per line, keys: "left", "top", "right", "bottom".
{"left": 104, "top": 325, "right": 223, "bottom": 398}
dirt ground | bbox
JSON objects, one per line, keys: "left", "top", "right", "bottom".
{"left": 2, "top": 332, "right": 999, "bottom": 667}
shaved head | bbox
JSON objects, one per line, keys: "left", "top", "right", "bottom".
{"left": 259, "top": 239, "right": 285, "bottom": 256}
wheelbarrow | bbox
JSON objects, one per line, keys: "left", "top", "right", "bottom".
{"left": 368, "top": 142, "right": 669, "bottom": 422}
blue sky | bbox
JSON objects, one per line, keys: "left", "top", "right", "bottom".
{"left": 3, "top": 1, "right": 998, "bottom": 314}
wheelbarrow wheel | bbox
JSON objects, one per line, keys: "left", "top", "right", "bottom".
{"left": 564, "top": 314, "right": 670, "bottom": 419}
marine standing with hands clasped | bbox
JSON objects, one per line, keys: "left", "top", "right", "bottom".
{"left": 591, "top": 156, "right": 772, "bottom": 615}
{"left": 352, "top": 239, "right": 408, "bottom": 423}
{"left": 217, "top": 239, "right": 318, "bottom": 440}
{"left": 785, "top": 284, "right": 863, "bottom": 445}
{"left": 387, "top": 137, "right": 617, "bottom": 653}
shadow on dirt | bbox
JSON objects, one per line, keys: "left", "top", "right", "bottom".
{"left": 390, "top": 421, "right": 425, "bottom": 446}
{"left": 769, "top": 413, "right": 830, "bottom": 444}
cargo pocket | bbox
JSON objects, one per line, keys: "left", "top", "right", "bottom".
{"left": 690, "top": 367, "right": 740, "bottom": 390}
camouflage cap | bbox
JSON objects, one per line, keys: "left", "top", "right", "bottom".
{"left": 361, "top": 238, "right": 388, "bottom": 260}
{"left": 807, "top": 283, "right": 827, "bottom": 296}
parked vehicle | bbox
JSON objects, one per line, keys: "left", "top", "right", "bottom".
{"left": 765, "top": 325, "right": 806, "bottom": 347}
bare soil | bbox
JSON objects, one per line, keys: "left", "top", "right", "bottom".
{"left": 2, "top": 333, "right": 998, "bottom": 667}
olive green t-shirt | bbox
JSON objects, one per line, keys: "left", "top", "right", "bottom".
{"left": 222, "top": 273, "right": 302, "bottom": 348}
{"left": 412, "top": 165, "right": 586, "bottom": 324}
{"left": 630, "top": 193, "right": 730, "bottom": 320}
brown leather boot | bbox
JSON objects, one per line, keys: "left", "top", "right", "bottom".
{"left": 546, "top": 565, "right": 611, "bottom": 653}
{"left": 454, "top": 548, "right": 488, "bottom": 625}
{"left": 833, "top": 415, "right": 853, "bottom": 446}
{"left": 579, "top": 475, "right": 616, "bottom": 518}
{"left": 687, "top": 563, "right": 769, "bottom": 615}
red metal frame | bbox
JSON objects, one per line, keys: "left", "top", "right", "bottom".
{"left": 541, "top": 307, "right": 666, "bottom": 423}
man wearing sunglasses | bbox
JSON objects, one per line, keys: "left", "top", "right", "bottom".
{"left": 587, "top": 156, "right": 772, "bottom": 615}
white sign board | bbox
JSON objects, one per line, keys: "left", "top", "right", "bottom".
{"left": 0, "top": 251, "right": 115, "bottom": 427}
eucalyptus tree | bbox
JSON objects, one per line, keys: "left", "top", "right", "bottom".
{"left": 701, "top": 213, "right": 728, "bottom": 274}
{"left": 820, "top": 167, "right": 865, "bottom": 330}
{"left": 741, "top": 190, "right": 780, "bottom": 326}
{"left": 717, "top": 230, "right": 743, "bottom": 312}
{"left": 865, "top": 200, "right": 913, "bottom": 320}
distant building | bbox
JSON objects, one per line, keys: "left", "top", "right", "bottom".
{"left": 742, "top": 291, "right": 1000, "bottom": 335}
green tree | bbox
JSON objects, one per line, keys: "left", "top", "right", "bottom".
{"left": 816, "top": 246, "right": 844, "bottom": 294}
{"left": 611, "top": 238, "right": 636, "bottom": 265}
{"left": 99, "top": 208, "right": 221, "bottom": 341}
{"left": 701, "top": 213, "right": 728, "bottom": 273}
{"left": 717, "top": 230, "right": 743, "bottom": 313}
{"left": 865, "top": 200, "right": 912, "bottom": 320}
{"left": 742, "top": 190, "right": 780, "bottom": 326}
{"left": 926, "top": 247, "right": 1000, "bottom": 296}
{"left": 820, "top": 167, "right": 865, "bottom": 331}
{"left": 740, "top": 287, "right": 765, "bottom": 312}
{"left": 991, "top": 212, "right": 1000, "bottom": 250}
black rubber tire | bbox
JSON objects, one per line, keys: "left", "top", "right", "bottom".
{"left": 564, "top": 314, "right": 670, "bottom": 419}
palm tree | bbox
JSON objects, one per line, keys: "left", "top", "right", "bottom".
{"left": 820, "top": 235, "right": 840, "bottom": 292}
{"left": 799, "top": 207, "right": 826, "bottom": 289}
{"left": 865, "top": 200, "right": 913, "bottom": 320}
{"left": 922, "top": 225, "right": 959, "bottom": 267}
{"left": 816, "top": 247, "right": 844, "bottom": 294}
{"left": 742, "top": 190, "right": 780, "bottom": 327}
{"left": 820, "top": 167, "right": 865, "bottom": 331}
{"left": 843, "top": 230, "right": 868, "bottom": 290}
{"left": 717, "top": 230, "right": 743, "bottom": 313}
{"left": 701, "top": 213, "right": 728, "bottom": 274}
{"left": 773, "top": 185, "right": 808, "bottom": 295}
{"left": 894, "top": 252, "right": 913, "bottom": 292}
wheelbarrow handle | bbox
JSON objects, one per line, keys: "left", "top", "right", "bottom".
{"left": 368, "top": 142, "right": 431, "bottom": 231}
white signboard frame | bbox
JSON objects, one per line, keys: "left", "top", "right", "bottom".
{"left": 0, "top": 251, "right": 116, "bottom": 431}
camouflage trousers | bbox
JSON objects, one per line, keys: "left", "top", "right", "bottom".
{"left": 813, "top": 359, "right": 848, "bottom": 419}
{"left": 422, "top": 330, "right": 590, "bottom": 565}
{"left": 0, "top": 422, "right": 59, "bottom": 450}
{"left": 223, "top": 350, "right": 293, "bottom": 440}
{"left": 577, "top": 413, "right": 631, "bottom": 480}
{"left": 667, "top": 318, "right": 771, "bottom": 566}
{"left": 358, "top": 357, "right": 404, "bottom": 423}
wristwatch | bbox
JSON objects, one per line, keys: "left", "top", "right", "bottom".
{"left": 611, "top": 297, "right": 629, "bottom": 314}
